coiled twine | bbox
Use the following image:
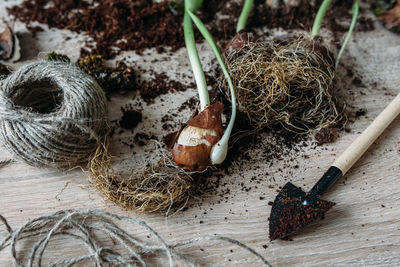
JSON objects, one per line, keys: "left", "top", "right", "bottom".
{"left": 0, "top": 61, "right": 108, "bottom": 169}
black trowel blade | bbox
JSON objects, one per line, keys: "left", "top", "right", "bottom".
{"left": 269, "top": 182, "right": 335, "bottom": 241}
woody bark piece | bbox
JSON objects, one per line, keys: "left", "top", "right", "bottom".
{"left": 172, "top": 102, "right": 224, "bottom": 171}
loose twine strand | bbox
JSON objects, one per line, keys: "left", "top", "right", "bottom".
{"left": 0, "top": 209, "right": 271, "bottom": 267}
{"left": 0, "top": 61, "right": 108, "bottom": 169}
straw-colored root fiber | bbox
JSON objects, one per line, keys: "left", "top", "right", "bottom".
{"left": 89, "top": 139, "right": 193, "bottom": 214}
{"left": 224, "top": 37, "right": 344, "bottom": 133}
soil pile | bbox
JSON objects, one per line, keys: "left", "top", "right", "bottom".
{"left": 8, "top": 0, "right": 369, "bottom": 59}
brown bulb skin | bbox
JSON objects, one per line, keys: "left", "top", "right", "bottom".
{"left": 172, "top": 102, "right": 223, "bottom": 171}
{"left": 225, "top": 30, "right": 250, "bottom": 55}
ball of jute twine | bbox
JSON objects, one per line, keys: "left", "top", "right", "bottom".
{"left": 0, "top": 209, "right": 271, "bottom": 266}
{"left": 0, "top": 61, "right": 108, "bottom": 169}
{"left": 0, "top": 61, "right": 193, "bottom": 214}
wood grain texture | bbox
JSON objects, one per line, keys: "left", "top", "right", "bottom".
{"left": 1, "top": 2, "right": 400, "bottom": 266}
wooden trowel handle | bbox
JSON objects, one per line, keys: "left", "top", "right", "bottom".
{"left": 333, "top": 92, "right": 400, "bottom": 174}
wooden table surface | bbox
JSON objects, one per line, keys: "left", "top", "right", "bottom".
{"left": 1, "top": 1, "right": 400, "bottom": 266}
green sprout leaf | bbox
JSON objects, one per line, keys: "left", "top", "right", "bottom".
{"left": 236, "top": 0, "right": 254, "bottom": 32}
{"left": 183, "top": 11, "right": 210, "bottom": 111}
{"left": 336, "top": 1, "right": 360, "bottom": 68}
{"left": 185, "top": 0, "right": 203, "bottom": 12}
{"left": 311, "top": 0, "right": 333, "bottom": 38}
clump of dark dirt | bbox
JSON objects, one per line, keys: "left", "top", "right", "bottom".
{"left": 315, "top": 128, "right": 337, "bottom": 145}
{"left": 119, "top": 106, "right": 142, "bottom": 130}
{"left": 78, "top": 55, "right": 136, "bottom": 97}
{"left": 8, "top": 0, "right": 373, "bottom": 60}
{"left": 9, "top": 0, "right": 230, "bottom": 59}
{"left": 45, "top": 52, "right": 136, "bottom": 97}
{"left": 9, "top": 0, "right": 183, "bottom": 58}
{"left": 352, "top": 76, "right": 365, "bottom": 87}
{"left": 45, "top": 52, "right": 193, "bottom": 103}
{"left": 137, "top": 72, "right": 194, "bottom": 104}
{"left": 248, "top": 0, "right": 321, "bottom": 31}
{"left": 0, "top": 63, "right": 11, "bottom": 77}
{"left": 245, "top": 0, "right": 374, "bottom": 35}
{"left": 178, "top": 96, "right": 198, "bottom": 112}
{"left": 325, "top": 0, "right": 375, "bottom": 32}
{"left": 355, "top": 109, "right": 366, "bottom": 118}
{"left": 134, "top": 132, "right": 156, "bottom": 146}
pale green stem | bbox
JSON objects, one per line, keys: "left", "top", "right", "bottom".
{"left": 185, "top": 0, "right": 203, "bottom": 12}
{"left": 187, "top": 10, "right": 237, "bottom": 165}
{"left": 335, "top": 1, "right": 359, "bottom": 68}
{"left": 236, "top": 0, "right": 254, "bottom": 32}
{"left": 311, "top": 0, "right": 333, "bottom": 38}
{"left": 184, "top": 11, "right": 210, "bottom": 111}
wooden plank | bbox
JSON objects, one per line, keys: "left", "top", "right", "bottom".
{"left": 1, "top": 3, "right": 400, "bottom": 266}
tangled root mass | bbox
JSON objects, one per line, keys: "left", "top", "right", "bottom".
{"left": 224, "top": 37, "right": 344, "bottom": 133}
{"left": 89, "top": 139, "right": 193, "bottom": 214}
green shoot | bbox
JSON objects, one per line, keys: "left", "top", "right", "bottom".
{"left": 183, "top": 10, "right": 210, "bottom": 111}
{"left": 335, "top": 1, "right": 359, "bottom": 68}
{"left": 311, "top": 0, "right": 333, "bottom": 38}
{"left": 187, "top": 10, "right": 237, "bottom": 165}
{"left": 185, "top": 0, "right": 203, "bottom": 12}
{"left": 236, "top": 0, "right": 254, "bottom": 32}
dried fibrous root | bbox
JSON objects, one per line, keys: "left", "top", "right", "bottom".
{"left": 89, "top": 138, "right": 193, "bottom": 214}
{"left": 223, "top": 35, "right": 344, "bottom": 133}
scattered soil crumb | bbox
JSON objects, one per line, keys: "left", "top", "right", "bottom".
{"left": 178, "top": 96, "right": 198, "bottom": 112}
{"left": 137, "top": 72, "right": 194, "bottom": 104}
{"left": 134, "top": 132, "right": 157, "bottom": 146}
{"left": 355, "top": 109, "right": 366, "bottom": 118}
{"left": 119, "top": 107, "right": 142, "bottom": 130}
{"left": 352, "top": 76, "right": 364, "bottom": 87}
{"left": 315, "top": 128, "right": 337, "bottom": 145}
